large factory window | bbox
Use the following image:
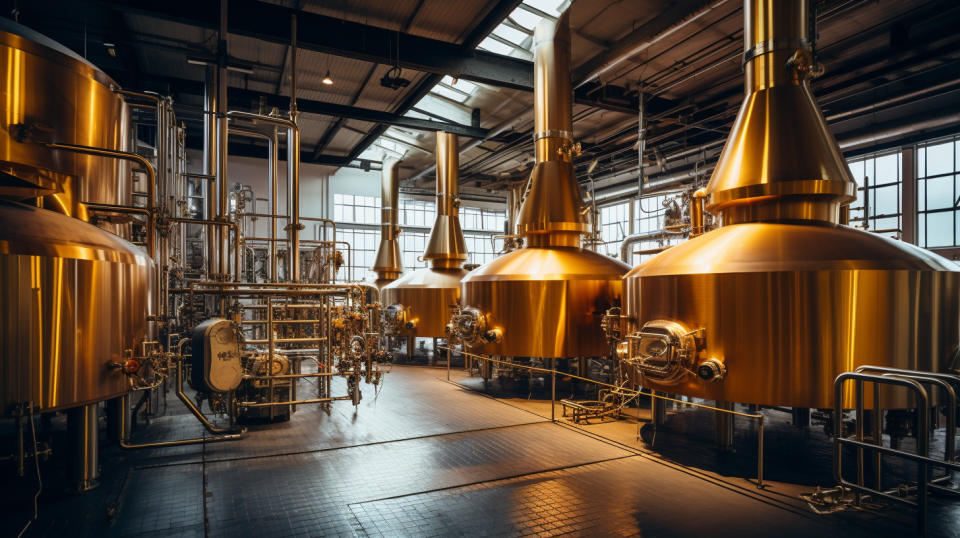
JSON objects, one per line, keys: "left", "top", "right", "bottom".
{"left": 401, "top": 199, "right": 435, "bottom": 227}
{"left": 334, "top": 193, "right": 380, "bottom": 224}
{"left": 401, "top": 231, "right": 430, "bottom": 270}
{"left": 335, "top": 227, "right": 378, "bottom": 281}
{"left": 599, "top": 201, "right": 631, "bottom": 258}
{"left": 846, "top": 151, "right": 902, "bottom": 238}
{"left": 459, "top": 206, "right": 506, "bottom": 232}
{"left": 333, "top": 192, "right": 503, "bottom": 280}
{"left": 917, "top": 136, "right": 960, "bottom": 248}
{"left": 464, "top": 233, "right": 501, "bottom": 265}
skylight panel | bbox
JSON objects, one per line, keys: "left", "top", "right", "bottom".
{"left": 492, "top": 24, "right": 528, "bottom": 46}
{"left": 413, "top": 94, "right": 472, "bottom": 125}
{"left": 477, "top": 36, "right": 514, "bottom": 56}
{"left": 441, "top": 75, "right": 477, "bottom": 95}
{"left": 508, "top": 8, "right": 540, "bottom": 29}
{"left": 432, "top": 84, "right": 469, "bottom": 103}
{"left": 523, "top": 0, "right": 567, "bottom": 17}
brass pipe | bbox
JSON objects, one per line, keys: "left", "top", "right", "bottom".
{"left": 514, "top": 10, "right": 588, "bottom": 245}
{"left": 204, "top": 65, "right": 220, "bottom": 279}
{"left": 372, "top": 158, "right": 403, "bottom": 284}
{"left": 705, "top": 0, "right": 855, "bottom": 224}
{"left": 423, "top": 132, "right": 467, "bottom": 269}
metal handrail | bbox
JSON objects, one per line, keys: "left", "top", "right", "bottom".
{"left": 833, "top": 369, "right": 960, "bottom": 535}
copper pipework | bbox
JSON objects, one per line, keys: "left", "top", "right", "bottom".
{"left": 372, "top": 158, "right": 403, "bottom": 287}
{"left": 423, "top": 132, "right": 467, "bottom": 269}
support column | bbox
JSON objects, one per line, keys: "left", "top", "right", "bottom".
{"left": 67, "top": 404, "right": 100, "bottom": 493}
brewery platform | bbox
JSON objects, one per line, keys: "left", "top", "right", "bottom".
{"left": 2, "top": 365, "right": 955, "bottom": 537}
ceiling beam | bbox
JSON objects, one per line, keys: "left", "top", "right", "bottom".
{"left": 100, "top": 0, "right": 534, "bottom": 90}
{"left": 130, "top": 73, "right": 490, "bottom": 139}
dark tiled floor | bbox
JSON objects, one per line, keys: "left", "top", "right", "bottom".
{"left": 2, "top": 365, "right": 956, "bottom": 537}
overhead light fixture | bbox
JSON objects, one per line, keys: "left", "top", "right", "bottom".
{"left": 322, "top": 70, "right": 333, "bottom": 85}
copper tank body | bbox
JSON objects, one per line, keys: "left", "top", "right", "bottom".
{"left": 0, "top": 200, "right": 153, "bottom": 413}
{"left": 0, "top": 23, "right": 151, "bottom": 414}
{"left": 459, "top": 10, "right": 629, "bottom": 358}
{"left": 382, "top": 132, "right": 468, "bottom": 338}
{"left": 0, "top": 19, "right": 130, "bottom": 218}
{"left": 372, "top": 158, "right": 403, "bottom": 289}
{"left": 620, "top": 0, "right": 960, "bottom": 408}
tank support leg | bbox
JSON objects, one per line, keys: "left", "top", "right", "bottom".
{"left": 715, "top": 400, "right": 734, "bottom": 451}
{"left": 67, "top": 403, "right": 100, "bottom": 493}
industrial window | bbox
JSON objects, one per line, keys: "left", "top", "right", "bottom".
{"left": 333, "top": 193, "right": 380, "bottom": 224}
{"left": 400, "top": 199, "right": 435, "bottom": 228}
{"left": 917, "top": 136, "right": 960, "bottom": 248}
{"left": 464, "top": 233, "right": 502, "bottom": 266}
{"left": 400, "top": 231, "right": 429, "bottom": 271}
{"left": 846, "top": 151, "right": 902, "bottom": 239}
{"left": 333, "top": 193, "right": 503, "bottom": 280}
{"left": 632, "top": 194, "right": 683, "bottom": 265}
{"left": 598, "top": 201, "right": 631, "bottom": 259}
{"left": 459, "top": 207, "right": 505, "bottom": 232}
{"left": 335, "top": 227, "right": 378, "bottom": 282}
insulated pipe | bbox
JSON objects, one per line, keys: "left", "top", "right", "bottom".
{"left": 619, "top": 229, "right": 685, "bottom": 262}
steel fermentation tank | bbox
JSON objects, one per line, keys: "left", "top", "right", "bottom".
{"left": 618, "top": 0, "right": 960, "bottom": 408}
{"left": 458, "top": 10, "right": 629, "bottom": 358}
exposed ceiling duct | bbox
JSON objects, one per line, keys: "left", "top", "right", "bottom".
{"left": 371, "top": 158, "right": 403, "bottom": 288}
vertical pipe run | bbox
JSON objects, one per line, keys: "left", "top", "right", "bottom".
{"left": 217, "top": 0, "right": 230, "bottom": 279}
{"left": 270, "top": 127, "right": 279, "bottom": 281}
{"left": 423, "top": 132, "right": 467, "bottom": 269}
{"left": 288, "top": 13, "right": 301, "bottom": 282}
{"left": 204, "top": 66, "right": 219, "bottom": 280}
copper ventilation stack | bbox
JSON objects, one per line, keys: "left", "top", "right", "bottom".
{"left": 456, "top": 11, "right": 629, "bottom": 358}
{"left": 618, "top": 0, "right": 960, "bottom": 408}
{"left": 381, "top": 132, "right": 470, "bottom": 337}
{"left": 371, "top": 158, "right": 403, "bottom": 288}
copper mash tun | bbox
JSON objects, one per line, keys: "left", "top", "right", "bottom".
{"left": 616, "top": 0, "right": 960, "bottom": 408}
{"left": 371, "top": 158, "right": 403, "bottom": 289}
{"left": 381, "top": 132, "right": 470, "bottom": 338}
{"left": 453, "top": 10, "right": 630, "bottom": 358}
{"left": 0, "top": 19, "right": 153, "bottom": 417}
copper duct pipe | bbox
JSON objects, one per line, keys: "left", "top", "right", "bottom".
{"left": 514, "top": 10, "right": 588, "bottom": 248}
{"left": 372, "top": 158, "right": 402, "bottom": 284}
{"left": 705, "top": 0, "right": 855, "bottom": 226}
{"left": 423, "top": 132, "right": 466, "bottom": 269}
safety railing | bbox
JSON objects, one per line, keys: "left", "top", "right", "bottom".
{"left": 833, "top": 368, "right": 960, "bottom": 535}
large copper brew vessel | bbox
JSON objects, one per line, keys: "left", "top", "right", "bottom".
{"left": 372, "top": 158, "right": 403, "bottom": 289}
{"left": 619, "top": 0, "right": 960, "bottom": 408}
{"left": 382, "top": 132, "right": 469, "bottom": 337}
{"left": 458, "top": 11, "right": 629, "bottom": 358}
{"left": 0, "top": 20, "right": 152, "bottom": 414}
{"left": 0, "top": 19, "right": 130, "bottom": 216}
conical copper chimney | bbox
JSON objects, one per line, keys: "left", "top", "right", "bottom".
{"left": 456, "top": 10, "right": 629, "bottom": 358}
{"left": 381, "top": 133, "right": 470, "bottom": 337}
{"left": 619, "top": 0, "right": 960, "bottom": 408}
{"left": 372, "top": 158, "right": 402, "bottom": 288}
{"left": 423, "top": 132, "right": 467, "bottom": 269}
